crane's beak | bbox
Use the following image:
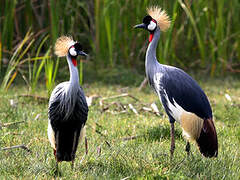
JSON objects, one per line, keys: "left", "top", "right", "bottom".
{"left": 77, "top": 50, "right": 88, "bottom": 57}
{"left": 134, "top": 23, "right": 147, "bottom": 29}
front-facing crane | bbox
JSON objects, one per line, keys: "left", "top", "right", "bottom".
{"left": 134, "top": 6, "right": 218, "bottom": 158}
{"left": 48, "top": 36, "right": 88, "bottom": 168}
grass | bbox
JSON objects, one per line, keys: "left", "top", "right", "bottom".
{"left": 0, "top": 70, "right": 239, "bottom": 179}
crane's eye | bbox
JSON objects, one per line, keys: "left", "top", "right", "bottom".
{"left": 69, "top": 47, "right": 77, "bottom": 56}
{"left": 148, "top": 20, "right": 157, "bottom": 31}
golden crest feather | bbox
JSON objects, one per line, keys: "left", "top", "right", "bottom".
{"left": 54, "top": 36, "right": 75, "bottom": 57}
{"left": 147, "top": 6, "right": 171, "bottom": 32}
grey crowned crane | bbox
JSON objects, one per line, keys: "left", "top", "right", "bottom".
{"left": 48, "top": 36, "right": 88, "bottom": 168}
{"left": 134, "top": 6, "right": 218, "bottom": 158}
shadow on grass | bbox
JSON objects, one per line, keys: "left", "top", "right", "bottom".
{"left": 143, "top": 124, "right": 182, "bottom": 142}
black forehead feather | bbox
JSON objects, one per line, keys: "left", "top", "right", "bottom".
{"left": 143, "top": 15, "right": 152, "bottom": 24}
{"left": 74, "top": 42, "right": 82, "bottom": 51}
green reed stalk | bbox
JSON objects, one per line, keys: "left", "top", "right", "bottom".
{"left": 44, "top": 53, "right": 60, "bottom": 97}
{"left": 104, "top": 14, "right": 113, "bottom": 67}
{"left": 162, "top": 1, "right": 178, "bottom": 64}
{"left": 103, "top": 0, "right": 119, "bottom": 67}
{"left": 2, "top": 0, "right": 16, "bottom": 51}
{"left": 95, "top": 0, "right": 100, "bottom": 56}
{"left": 216, "top": 0, "right": 227, "bottom": 74}
{"left": 178, "top": 0, "right": 206, "bottom": 66}
{"left": 44, "top": 53, "right": 59, "bottom": 97}
{"left": 44, "top": 49, "right": 53, "bottom": 96}
{"left": 31, "top": 35, "right": 49, "bottom": 92}
{"left": 49, "top": 0, "right": 59, "bottom": 44}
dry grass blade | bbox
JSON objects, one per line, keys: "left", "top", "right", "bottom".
{"left": 100, "top": 93, "right": 139, "bottom": 106}
{"left": 86, "top": 95, "right": 100, "bottom": 107}
{"left": 1, "top": 144, "right": 31, "bottom": 153}
{"left": 122, "top": 135, "right": 141, "bottom": 141}
{"left": 97, "top": 146, "right": 101, "bottom": 156}
{"left": 151, "top": 103, "right": 160, "bottom": 116}
{"left": 18, "top": 94, "right": 48, "bottom": 101}
{"left": 138, "top": 78, "right": 148, "bottom": 91}
{"left": 142, "top": 107, "right": 152, "bottom": 112}
{"left": 101, "top": 101, "right": 125, "bottom": 112}
{"left": 1, "top": 121, "right": 25, "bottom": 128}
{"left": 121, "top": 177, "right": 131, "bottom": 180}
{"left": 128, "top": 104, "right": 139, "bottom": 115}
{"left": 5, "top": 71, "right": 18, "bottom": 91}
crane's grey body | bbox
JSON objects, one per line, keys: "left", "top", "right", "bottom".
{"left": 48, "top": 63, "right": 88, "bottom": 120}
{"left": 145, "top": 27, "right": 212, "bottom": 124}
{"left": 48, "top": 54, "right": 88, "bottom": 162}
{"left": 135, "top": 10, "right": 218, "bottom": 158}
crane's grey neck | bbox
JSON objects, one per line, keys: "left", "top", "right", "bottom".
{"left": 67, "top": 55, "right": 79, "bottom": 88}
{"left": 146, "top": 27, "right": 161, "bottom": 68}
{"left": 145, "top": 27, "right": 161, "bottom": 82}
{"left": 60, "top": 55, "right": 80, "bottom": 119}
{"left": 145, "top": 27, "right": 165, "bottom": 91}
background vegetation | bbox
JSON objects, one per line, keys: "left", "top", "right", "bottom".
{"left": 0, "top": 0, "right": 240, "bottom": 92}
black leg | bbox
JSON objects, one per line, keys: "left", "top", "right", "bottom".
{"left": 170, "top": 122, "right": 175, "bottom": 159}
{"left": 55, "top": 131, "right": 59, "bottom": 162}
{"left": 56, "top": 161, "right": 59, "bottom": 172}
{"left": 185, "top": 142, "right": 190, "bottom": 156}
{"left": 71, "top": 160, "right": 74, "bottom": 170}
{"left": 85, "top": 137, "right": 88, "bottom": 155}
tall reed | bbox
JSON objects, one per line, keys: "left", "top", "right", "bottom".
{"left": 1, "top": 0, "right": 240, "bottom": 90}
{"left": 1, "top": 30, "right": 34, "bottom": 91}
{"left": 1, "top": 1, "right": 16, "bottom": 51}
{"left": 44, "top": 50, "right": 59, "bottom": 97}
{"left": 30, "top": 35, "right": 49, "bottom": 92}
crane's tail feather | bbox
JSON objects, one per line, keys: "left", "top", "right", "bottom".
{"left": 180, "top": 113, "right": 218, "bottom": 158}
{"left": 196, "top": 118, "right": 218, "bottom": 157}
{"left": 54, "top": 125, "right": 85, "bottom": 162}
{"left": 55, "top": 130, "right": 80, "bottom": 162}
{"left": 47, "top": 121, "right": 56, "bottom": 150}
{"left": 181, "top": 112, "right": 203, "bottom": 141}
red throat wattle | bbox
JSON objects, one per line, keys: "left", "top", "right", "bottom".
{"left": 149, "top": 34, "right": 154, "bottom": 42}
{"left": 72, "top": 58, "right": 77, "bottom": 66}
{"left": 149, "top": 33, "right": 153, "bottom": 42}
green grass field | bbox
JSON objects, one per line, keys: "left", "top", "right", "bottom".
{"left": 0, "top": 73, "right": 240, "bottom": 179}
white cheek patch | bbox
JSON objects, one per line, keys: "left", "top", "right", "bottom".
{"left": 148, "top": 21, "right": 157, "bottom": 31}
{"left": 69, "top": 47, "right": 77, "bottom": 56}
